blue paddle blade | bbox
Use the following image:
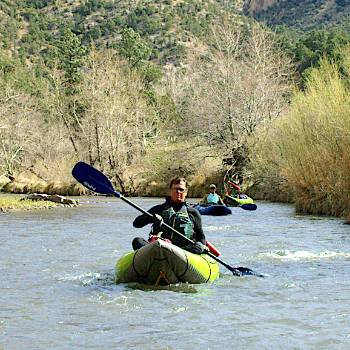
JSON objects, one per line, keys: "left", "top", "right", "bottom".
{"left": 72, "top": 161, "right": 120, "bottom": 197}
{"left": 234, "top": 266, "right": 264, "bottom": 277}
{"left": 240, "top": 203, "right": 257, "bottom": 211}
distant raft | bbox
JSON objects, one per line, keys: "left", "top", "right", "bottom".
{"left": 224, "top": 194, "right": 254, "bottom": 207}
{"left": 193, "top": 204, "right": 232, "bottom": 216}
{"left": 115, "top": 239, "right": 219, "bottom": 285}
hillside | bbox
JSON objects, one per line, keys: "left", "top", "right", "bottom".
{"left": 2, "top": 0, "right": 350, "bottom": 68}
{"left": 0, "top": 0, "right": 245, "bottom": 67}
{"left": 243, "top": 0, "right": 350, "bottom": 32}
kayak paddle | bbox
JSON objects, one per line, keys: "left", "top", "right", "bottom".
{"left": 72, "top": 161, "right": 263, "bottom": 277}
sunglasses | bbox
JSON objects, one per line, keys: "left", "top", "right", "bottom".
{"left": 171, "top": 187, "right": 187, "bottom": 193}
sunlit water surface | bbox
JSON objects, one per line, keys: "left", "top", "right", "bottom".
{"left": 1, "top": 197, "right": 349, "bottom": 349}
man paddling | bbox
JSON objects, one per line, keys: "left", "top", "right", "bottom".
{"left": 132, "top": 177, "right": 207, "bottom": 254}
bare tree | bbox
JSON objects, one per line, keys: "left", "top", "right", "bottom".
{"left": 162, "top": 22, "right": 293, "bottom": 183}
{"left": 238, "top": 25, "right": 292, "bottom": 134}
{"left": 78, "top": 49, "right": 160, "bottom": 194}
{"left": 175, "top": 22, "right": 292, "bottom": 161}
{"left": 0, "top": 82, "right": 73, "bottom": 182}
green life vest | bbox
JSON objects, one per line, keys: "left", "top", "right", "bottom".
{"left": 160, "top": 204, "right": 194, "bottom": 245}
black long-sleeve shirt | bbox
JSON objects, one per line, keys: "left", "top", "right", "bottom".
{"left": 133, "top": 198, "right": 206, "bottom": 246}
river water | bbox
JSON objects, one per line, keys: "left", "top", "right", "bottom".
{"left": 1, "top": 197, "right": 349, "bottom": 349}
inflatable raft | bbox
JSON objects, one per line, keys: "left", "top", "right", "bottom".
{"left": 224, "top": 194, "right": 254, "bottom": 207}
{"left": 115, "top": 239, "right": 219, "bottom": 285}
{"left": 193, "top": 204, "right": 232, "bottom": 216}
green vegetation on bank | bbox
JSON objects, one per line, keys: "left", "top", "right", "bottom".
{"left": 275, "top": 27, "right": 350, "bottom": 87}
{"left": 0, "top": 196, "right": 60, "bottom": 212}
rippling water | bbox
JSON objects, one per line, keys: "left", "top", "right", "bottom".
{"left": 1, "top": 197, "right": 349, "bottom": 349}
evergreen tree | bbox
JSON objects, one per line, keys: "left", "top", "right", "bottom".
{"left": 117, "top": 27, "right": 151, "bottom": 67}
{"left": 57, "top": 29, "right": 88, "bottom": 92}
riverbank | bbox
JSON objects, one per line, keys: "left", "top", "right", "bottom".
{"left": 0, "top": 194, "right": 78, "bottom": 212}
{"left": 0, "top": 196, "right": 60, "bottom": 212}
{"left": 1, "top": 178, "right": 86, "bottom": 196}
{"left": 2, "top": 174, "right": 349, "bottom": 224}
{"left": 0, "top": 171, "right": 224, "bottom": 199}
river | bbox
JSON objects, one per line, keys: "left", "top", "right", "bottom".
{"left": 1, "top": 197, "right": 349, "bottom": 349}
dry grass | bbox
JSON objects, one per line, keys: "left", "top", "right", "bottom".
{"left": 3, "top": 179, "right": 87, "bottom": 196}
{"left": 250, "top": 59, "right": 350, "bottom": 218}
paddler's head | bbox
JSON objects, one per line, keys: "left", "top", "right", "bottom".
{"left": 209, "top": 184, "right": 217, "bottom": 193}
{"left": 169, "top": 177, "right": 188, "bottom": 204}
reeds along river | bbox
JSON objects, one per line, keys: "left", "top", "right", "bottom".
{"left": 1, "top": 196, "right": 349, "bottom": 349}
